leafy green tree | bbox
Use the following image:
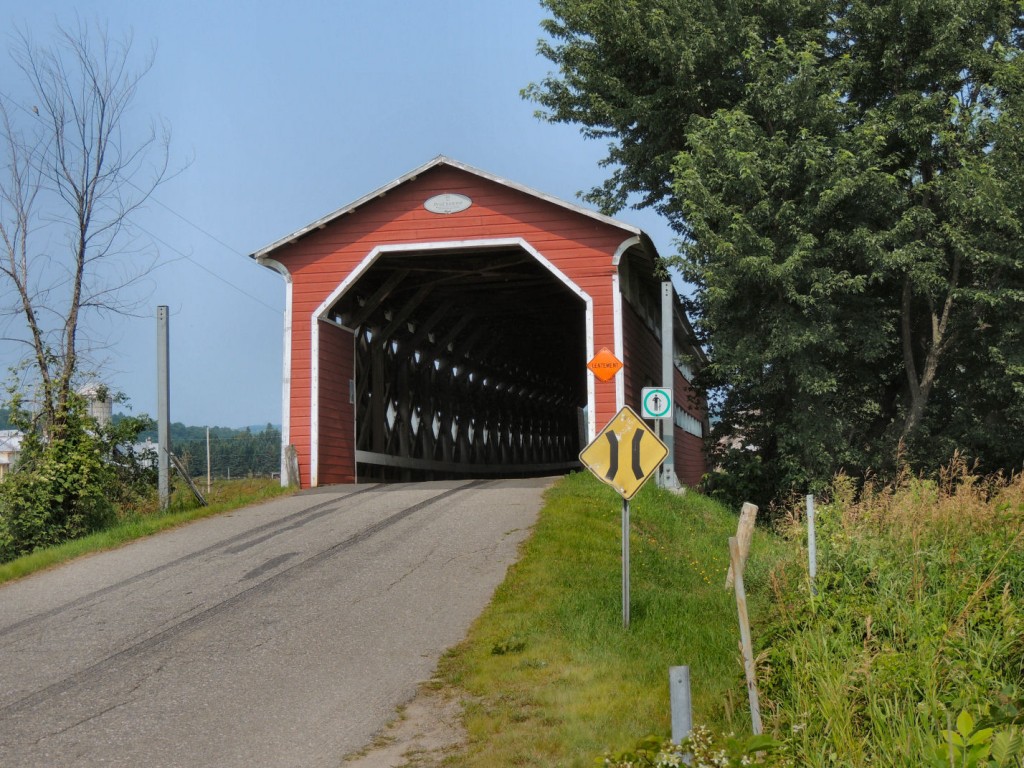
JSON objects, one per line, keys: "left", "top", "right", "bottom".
{"left": 527, "top": 0, "right": 1024, "bottom": 503}
{"left": 0, "top": 389, "right": 155, "bottom": 561}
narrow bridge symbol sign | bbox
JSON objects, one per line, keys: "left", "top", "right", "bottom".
{"left": 579, "top": 406, "right": 669, "bottom": 500}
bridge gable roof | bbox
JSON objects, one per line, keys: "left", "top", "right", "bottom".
{"left": 249, "top": 156, "right": 645, "bottom": 261}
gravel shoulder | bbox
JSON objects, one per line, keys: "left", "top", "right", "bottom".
{"left": 343, "top": 682, "right": 467, "bottom": 768}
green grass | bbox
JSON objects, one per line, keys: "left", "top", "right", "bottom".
{"left": 0, "top": 477, "right": 294, "bottom": 585}
{"left": 757, "top": 464, "right": 1024, "bottom": 767}
{"left": 436, "top": 471, "right": 786, "bottom": 767}
{"left": 431, "top": 465, "right": 1024, "bottom": 767}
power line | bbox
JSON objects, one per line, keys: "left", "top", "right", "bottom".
{"left": 139, "top": 225, "right": 281, "bottom": 314}
{"left": 131, "top": 178, "right": 243, "bottom": 257}
{"left": 0, "top": 87, "right": 282, "bottom": 316}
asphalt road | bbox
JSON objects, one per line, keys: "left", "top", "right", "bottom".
{"left": 0, "top": 477, "right": 551, "bottom": 767}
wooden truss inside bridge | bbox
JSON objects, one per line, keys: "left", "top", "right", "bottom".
{"left": 326, "top": 245, "right": 586, "bottom": 481}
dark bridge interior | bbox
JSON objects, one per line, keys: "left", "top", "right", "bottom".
{"left": 325, "top": 245, "right": 588, "bottom": 481}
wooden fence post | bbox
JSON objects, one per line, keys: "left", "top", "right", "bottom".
{"left": 725, "top": 502, "right": 758, "bottom": 589}
{"left": 730, "top": 535, "right": 763, "bottom": 735}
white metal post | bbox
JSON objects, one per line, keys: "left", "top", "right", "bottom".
{"left": 670, "top": 665, "right": 693, "bottom": 746}
{"left": 807, "top": 494, "right": 818, "bottom": 594}
{"left": 661, "top": 282, "right": 678, "bottom": 488}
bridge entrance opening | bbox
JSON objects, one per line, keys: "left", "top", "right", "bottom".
{"left": 320, "top": 243, "right": 588, "bottom": 482}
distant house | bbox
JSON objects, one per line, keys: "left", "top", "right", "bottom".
{"left": 0, "top": 430, "right": 23, "bottom": 480}
{"left": 132, "top": 438, "right": 158, "bottom": 469}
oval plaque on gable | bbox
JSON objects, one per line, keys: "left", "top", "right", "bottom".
{"left": 424, "top": 193, "right": 472, "bottom": 215}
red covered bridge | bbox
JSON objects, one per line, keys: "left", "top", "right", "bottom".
{"left": 250, "top": 157, "right": 707, "bottom": 488}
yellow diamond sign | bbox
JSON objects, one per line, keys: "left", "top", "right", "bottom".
{"left": 579, "top": 406, "right": 669, "bottom": 500}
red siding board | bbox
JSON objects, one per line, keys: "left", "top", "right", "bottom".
{"left": 316, "top": 321, "right": 355, "bottom": 485}
{"left": 621, "top": 299, "right": 708, "bottom": 487}
{"left": 621, "top": 300, "right": 662, "bottom": 409}
{"left": 674, "top": 367, "right": 708, "bottom": 487}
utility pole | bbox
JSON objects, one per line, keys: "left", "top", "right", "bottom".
{"left": 206, "top": 427, "right": 212, "bottom": 495}
{"left": 157, "top": 306, "right": 170, "bottom": 510}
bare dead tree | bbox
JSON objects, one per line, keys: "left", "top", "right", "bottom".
{"left": 0, "top": 20, "right": 169, "bottom": 434}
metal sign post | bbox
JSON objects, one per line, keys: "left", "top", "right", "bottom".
{"left": 580, "top": 406, "right": 669, "bottom": 629}
{"left": 661, "top": 282, "right": 679, "bottom": 488}
{"left": 622, "top": 497, "right": 630, "bottom": 628}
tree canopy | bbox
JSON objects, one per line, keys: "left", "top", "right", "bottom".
{"left": 527, "top": 0, "right": 1024, "bottom": 503}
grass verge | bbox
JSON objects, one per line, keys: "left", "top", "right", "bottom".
{"left": 0, "top": 477, "right": 294, "bottom": 586}
{"left": 436, "top": 471, "right": 786, "bottom": 767}
{"left": 758, "top": 464, "right": 1024, "bottom": 767}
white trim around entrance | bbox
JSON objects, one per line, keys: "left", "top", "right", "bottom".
{"left": 309, "top": 237, "right": 596, "bottom": 487}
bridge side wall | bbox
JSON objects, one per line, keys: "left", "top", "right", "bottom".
{"left": 674, "top": 367, "right": 707, "bottom": 488}
{"left": 621, "top": 300, "right": 708, "bottom": 487}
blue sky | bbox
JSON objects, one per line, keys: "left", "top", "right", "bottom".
{"left": 2, "top": 1, "right": 679, "bottom": 428}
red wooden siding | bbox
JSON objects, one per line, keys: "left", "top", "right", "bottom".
{"left": 674, "top": 368, "right": 707, "bottom": 488}
{"left": 621, "top": 300, "right": 661, "bottom": 407}
{"left": 622, "top": 298, "right": 708, "bottom": 486}
{"left": 316, "top": 321, "right": 355, "bottom": 485}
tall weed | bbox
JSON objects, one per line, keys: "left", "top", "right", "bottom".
{"left": 760, "top": 459, "right": 1024, "bottom": 766}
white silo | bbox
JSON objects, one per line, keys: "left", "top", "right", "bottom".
{"left": 79, "top": 383, "right": 113, "bottom": 426}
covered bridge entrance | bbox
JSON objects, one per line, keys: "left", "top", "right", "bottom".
{"left": 251, "top": 157, "right": 707, "bottom": 488}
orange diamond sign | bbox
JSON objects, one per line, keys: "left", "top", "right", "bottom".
{"left": 587, "top": 348, "right": 623, "bottom": 382}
